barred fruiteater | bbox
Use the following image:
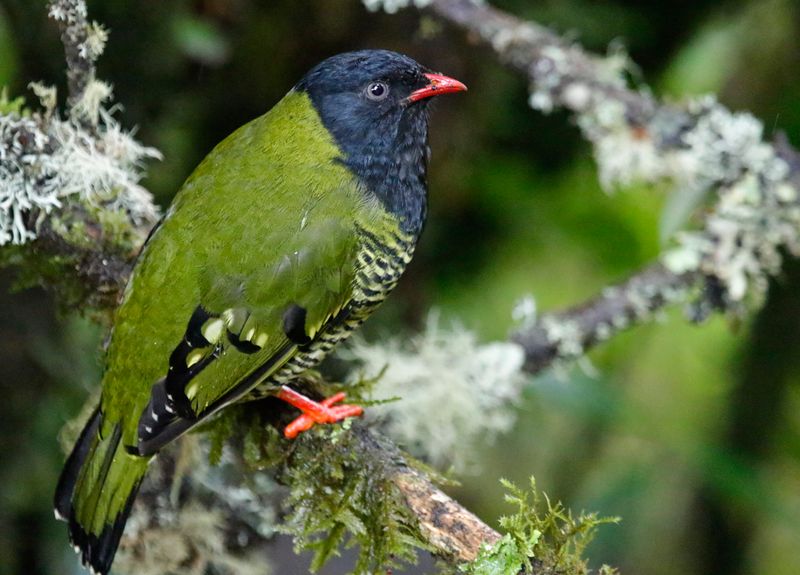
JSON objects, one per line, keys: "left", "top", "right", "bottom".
{"left": 54, "top": 50, "right": 466, "bottom": 574}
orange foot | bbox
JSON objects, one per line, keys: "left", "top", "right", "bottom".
{"left": 276, "top": 386, "right": 364, "bottom": 439}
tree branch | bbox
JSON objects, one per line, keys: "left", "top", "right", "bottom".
{"left": 118, "top": 421, "right": 504, "bottom": 571}
{"left": 392, "top": 460, "right": 502, "bottom": 561}
{"left": 49, "top": 0, "right": 96, "bottom": 107}
{"left": 423, "top": 0, "right": 800, "bottom": 371}
{"left": 353, "top": 427, "right": 503, "bottom": 561}
{"left": 511, "top": 263, "right": 698, "bottom": 374}
{"left": 426, "top": 0, "right": 657, "bottom": 120}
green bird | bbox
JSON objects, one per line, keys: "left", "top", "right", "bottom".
{"left": 54, "top": 50, "right": 466, "bottom": 574}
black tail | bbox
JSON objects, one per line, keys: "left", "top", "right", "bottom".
{"left": 54, "top": 407, "right": 102, "bottom": 521}
{"left": 55, "top": 406, "right": 147, "bottom": 575}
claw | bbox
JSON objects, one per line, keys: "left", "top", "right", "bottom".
{"left": 277, "top": 386, "right": 363, "bottom": 439}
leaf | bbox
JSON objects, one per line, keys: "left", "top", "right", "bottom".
{"left": 463, "top": 477, "right": 621, "bottom": 575}
{"left": 461, "top": 535, "right": 525, "bottom": 575}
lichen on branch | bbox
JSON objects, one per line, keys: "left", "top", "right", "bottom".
{"left": 346, "top": 313, "right": 527, "bottom": 472}
{"left": 0, "top": 94, "right": 160, "bottom": 246}
{"left": 416, "top": 0, "right": 800, "bottom": 342}
{"left": 0, "top": 0, "right": 160, "bottom": 312}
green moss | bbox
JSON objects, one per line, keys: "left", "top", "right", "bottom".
{"left": 92, "top": 204, "right": 146, "bottom": 253}
{"left": 48, "top": 201, "right": 146, "bottom": 257}
{"left": 467, "top": 534, "right": 537, "bottom": 575}
{"left": 201, "top": 389, "right": 429, "bottom": 574}
{"left": 281, "top": 426, "right": 428, "bottom": 573}
{"left": 462, "top": 478, "right": 620, "bottom": 575}
{"left": 202, "top": 409, "right": 237, "bottom": 466}
{"left": 1, "top": 242, "right": 88, "bottom": 306}
{"left": 0, "top": 199, "right": 146, "bottom": 317}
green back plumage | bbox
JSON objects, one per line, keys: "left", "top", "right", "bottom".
{"left": 60, "top": 90, "right": 398, "bottom": 560}
{"left": 105, "top": 90, "right": 379, "bottom": 440}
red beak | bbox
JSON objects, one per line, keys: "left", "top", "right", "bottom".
{"left": 407, "top": 72, "right": 468, "bottom": 103}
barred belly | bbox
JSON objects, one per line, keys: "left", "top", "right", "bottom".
{"left": 249, "top": 227, "right": 416, "bottom": 398}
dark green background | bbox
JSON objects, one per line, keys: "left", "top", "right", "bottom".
{"left": 1, "top": 0, "right": 799, "bottom": 574}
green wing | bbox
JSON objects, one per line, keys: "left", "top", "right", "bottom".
{"left": 99, "top": 91, "right": 368, "bottom": 449}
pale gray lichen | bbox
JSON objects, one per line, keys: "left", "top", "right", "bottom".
{"left": 79, "top": 21, "right": 108, "bottom": 61}
{"left": 527, "top": 46, "right": 568, "bottom": 115}
{"left": 492, "top": 23, "right": 539, "bottom": 58}
{"left": 573, "top": 85, "right": 800, "bottom": 305}
{"left": 0, "top": 115, "right": 57, "bottom": 244}
{"left": 681, "top": 98, "right": 779, "bottom": 182}
{"left": 195, "top": 447, "right": 280, "bottom": 540}
{"left": 70, "top": 79, "right": 113, "bottom": 125}
{"left": 362, "top": 0, "right": 485, "bottom": 14}
{"left": 545, "top": 54, "right": 799, "bottom": 306}
{"left": 0, "top": 0, "right": 161, "bottom": 246}
{"left": 28, "top": 82, "right": 58, "bottom": 115}
{"left": 48, "top": 0, "right": 87, "bottom": 23}
{"left": 660, "top": 97, "right": 799, "bottom": 302}
{"left": 529, "top": 43, "right": 630, "bottom": 119}
{"left": 370, "top": 0, "right": 798, "bottom": 309}
{"left": 344, "top": 313, "right": 527, "bottom": 472}
{"left": 362, "top": 0, "right": 433, "bottom": 14}
{"left": 539, "top": 316, "right": 584, "bottom": 360}
{"left": 117, "top": 446, "right": 278, "bottom": 575}
{"left": 0, "top": 86, "right": 160, "bottom": 246}
{"left": 117, "top": 503, "right": 270, "bottom": 575}
{"left": 593, "top": 124, "right": 666, "bottom": 191}
{"left": 514, "top": 269, "right": 689, "bottom": 375}
{"left": 48, "top": 0, "right": 107, "bottom": 72}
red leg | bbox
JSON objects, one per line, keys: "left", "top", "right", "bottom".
{"left": 276, "top": 386, "right": 363, "bottom": 439}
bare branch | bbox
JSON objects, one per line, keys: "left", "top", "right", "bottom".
{"left": 392, "top": 464, "right": 502, "bottom": 561}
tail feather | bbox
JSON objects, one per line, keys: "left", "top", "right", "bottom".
{"left": 55, "top": 407, "right": 102, "bottom": 521}
{"left": 55, "top": 405, "right": 149, "bottom": 575}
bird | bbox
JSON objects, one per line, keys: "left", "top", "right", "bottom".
{"left": 53, "top": 49, "right": 466, "bottom": 575}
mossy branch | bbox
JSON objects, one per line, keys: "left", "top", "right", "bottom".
{"left": 116, "top": 406, "right": 508, "bottom": 573}
{"left": 0, "top": 1, "right": 158, "bottom": 312}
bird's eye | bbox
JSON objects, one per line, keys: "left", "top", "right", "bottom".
{"left": 365, "top": 82, "right": 389, "bottom": 101}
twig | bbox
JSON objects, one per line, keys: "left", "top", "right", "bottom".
{"left": 48, "top": 0, "right": 96, "bottom": 108}
{"left": 426, "top": 0, "right": 658, "bottom": 121}
{"left": 512, "top": 263, "right": 698, "bottom": 373}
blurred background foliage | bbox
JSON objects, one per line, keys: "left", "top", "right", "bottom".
{"left": 1, "top": 0, "right": 799, "bottom": 574}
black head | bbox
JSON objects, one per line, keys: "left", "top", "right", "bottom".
{"left": 296, "top": 50, "right": 466, "bottom": 235}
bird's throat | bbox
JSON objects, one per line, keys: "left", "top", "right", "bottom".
{"left": 343, "top": 110, "right": 430, "bottom": 237}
